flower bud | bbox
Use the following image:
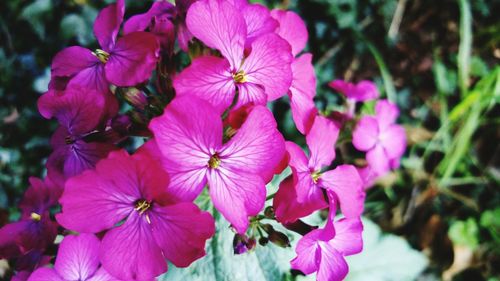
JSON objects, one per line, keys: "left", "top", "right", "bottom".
{"left": 268, "top": 230, "right": 291, "bottom": 248}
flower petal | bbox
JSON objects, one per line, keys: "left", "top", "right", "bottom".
{"left": 62, "top": 141, "right": 118, "bottom": 179}
{"left": 352, "top": 116, "right": 379, "bottom": 152}
{"left": 243, "top": 4, "right": 278, "bottom": 44}
{"left": 27, "top": 268, "right": 64, "bottom": 281}
{"left": 271, "top": 10, "right": 308, "bottom": 56}
{"left": 235, "top": 82, "right": 267, "bottom": 109}
{"left": 67, "top": 63, "right": 109, "bottom": 93}
{"left": 291, "top": 229, "right": 322, "bottom": 274}
{"left": 150, "top": 203, "right": 215, "bottom": 267}
{"left": 289, "top": 54, "right": 317, "bottom": 134}
{"left": 54, "top": 234, "right": 100, "bottom": 280}
{"left": 306, "top": 116, "right": 340, "bottom": 170}
{"left": 106, "top": 32, "right": 160, "bottom": 87}
{"left": 380, "top": 124, "right": 406, "bottom": 159}
{"left": 186, "top": 0, "right": 246, "bottom": 70}
{"left": 51, "top": 46, "right": 99, "bottom": 78}
{"left": 375, "top": 99, "right": 400, "bottom": 130}
{"left": 207, "top": 167, "right": 265, "bottom": 234}
{"left": 94, "top": 0, "right": 125, "bottom": 51}
{"left": 173, "top": 56, "right": 235, "bottom": 114}
{"left": 320, "top": 165, "right": 364, "bottom": 218}
{"left": 86, "top": 267, "right": 121, "bottom": 281}
{"left": 100, "top": 212, "right": 166, "bottom": 281}
{"left": 329, "top": 218, "right": 363, "bottom": 256}
{"left": 123, "top": 1, "right": 174, "bottom": 34}
{"left": 242, "top": 33, "right": 293, "bottom": 101}
{"left": 366, "top": 144, "right": 390, "bottom": 176}
{"left": 317, "top": 243, "right": 348, "bottom": 281}
{"left": 285, "top": 141, "right": 309, "bottom": 172}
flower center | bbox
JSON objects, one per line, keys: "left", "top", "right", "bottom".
{"left": 134, "top": 199, "right": 152, "bottom": 214}
{"left": 93, "top": 49, "right": 110, "bottom": 64}
{"left": 208, "top": 153, "right": 221, "bottom": 169}
{"left": 232, "top": 70, "right": 247, "bottom": 84}
{"left": 65, "top": 135, "right": 75, "bottom": 145}
{"left": 311, "top": 171, "right": 321, "bottom": 184}
{"left": 30, "top": 212, "right": 41, "bottom": 221}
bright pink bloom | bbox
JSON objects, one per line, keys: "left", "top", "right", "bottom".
{"left": 352, "top": 99, "right": 406, "bottom": 176}
{"left": 174, "top": 0, "right": 293, "bottom": 113}
{"left": 56, "top": 150, "right": 215, "bottom": 280}
{"left": 271, "top": 10, "right": 308, "bottom": 57}
{"left": 50, "top": 0, "right": 159, "bottom": 93}
{"left": 38, "top": 87, "right": 118, "bottom": 186}
{"left": 28, "top": 234, "right": 118, "bottom": 281}
{"left": 274, "top": 116, "right": 364, "bottom": 223}
{"left": 149, "top": 96, "right": 285, "bottom": 233}
{"left": 329, "top": 80, "right": 379, "bottom": 102}
{"left": 291, "top": 217, "right": 363, "bottom": 281}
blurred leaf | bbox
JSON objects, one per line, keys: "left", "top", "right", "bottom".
{"left": 432, "top": 57, "right": 457, "bottom": 95}
{"left": 60, "top": 14, "right": 94, "bottom": 45}
{"left": 457, "top": 0, "right": 472, "bottom": 97}
{"left": 20, "top": 0, "right": 52, "bottom": 39}
{"left": 448, "top": 218, "right": 479, "bottom": 248}
{"left": 469, "top": 56, "right": 489, "bottom": 78}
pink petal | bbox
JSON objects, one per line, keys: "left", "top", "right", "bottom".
{"left": 123, "top": 1, "right": 174, "bottom": 34}
{"left": 286, "top": 141, "right": 309, "bottom": 172}
{"left": 375, "top": 99, "right": 400, "bottom": 130}
{"left": 354, "top": 80, "right": 379, "bottom": 101}
{"left": 27, "top": 268, "right": 64, "bottom": 281}
{"left": 289, "top": 54, "right": 317, "bottom": 134}
{"left": 329, "top": 80, "right": 355, "bottom": 97}
{"left": 62, "top": 141, "right": 117, "bottom": 179}
{"left": 380, "top": 124, "right": 406, "bottom": 159}
{"left": 271, "top": 10, "right": 308, "bottom": 56}
{"left": 219, "top": 106, "right": 285, "bottom": 182}
{"left": 173, "top": 56, "right": 235, "bottom": 114}
{"left": 366, "top": 144, "right": 390, "bottom": 176}
{"left": 106, "top": 32, "right": 160, "bottom": 86}
{"left": 352, "top": 116, "right": 379, "bottom": 152}
{"left": 306, "top": 116, "right": 340, "bottom": 170}
{"left": 54, "top": 234, "right": 100, "bottom": 280}
{"left": 320, "top": 165, "right": 364, "bottom": 218}
{"left": 94, "top": 0, "right": 125, "bottom": 51}
{"left": 51, "top": 46, "right": 99, "bottom": 78}
{"left": 273, "top": 175, "right": 327, "bottom": 224}
{"left": 329, "top": 218, "right": 363, "bottom": 256}
{"left": 294, "top": 168, "right": 324, "bottom": 205}
{"left": 67, "top": 63, "right": 108, "bottom": 93}
{"left": 150, "top": 203, "right": 215, "bottom": 267}
{"left": 56, "top": 151, "right": 140, "bottom": 233}
{"left": 235, "top": 82, "right": 267, "bottom": 109}
{"left": 317, "top": 243, "right": 348, "bottom": 281}
{"left": 186, "top": 0, "right": 246, "bottom": 70}
{"left": 291, "top": 229, "right": 322, "bottom": 274}
{"left": 207, "top": 167, "right": 266, "bottom": 234}
{"left": 176, "top": 22, "right": 193, "bottom": 51}
{"left": 100, "top": 212, "right": 166, "bottom": 281}
{"left": 243, "top": 4, "right": 278, "bottom": 44}
{"left": 242, "top": 33, "right": 293, "bottom": 101}
{"left": 86, "top": 267, "right": 121, "bottom": 281}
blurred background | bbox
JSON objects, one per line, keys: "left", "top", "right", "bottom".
{"left": 0, "top": 0, "right": 499, "bottom": 280}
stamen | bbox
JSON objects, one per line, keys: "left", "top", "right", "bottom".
{"left": 232, "top": 70, "right": 247, "bottom": 83}
{"left": 208, "top": 153, "right": 221, "bottom": 169}
{"left": 65, "top": 136, "right": 75, "bottom": 145}
{"left": 92, "top": 49, "right": 110, "bottom": 64}
{"left": 311, "top": 171, "right": 321, "bottom": 184}
{"left": 134, "top": 199, "right": 152, "bottom": 214}
{"left": 30, "top": 212, "right": 41, "bottom": 221}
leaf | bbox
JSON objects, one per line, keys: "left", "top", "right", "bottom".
{"left": 20, "top": 0, "right": 52, "bottom": 39}
{"left": 448, "top": 218, "right": 479, "bottom": 249}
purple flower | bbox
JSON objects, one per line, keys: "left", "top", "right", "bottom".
{"left": 329, "top": 80, "right": 379, "bottom": 102}
{"left": 173, "top": 0, "right": 293, "bottom": 114}
{"left": 352, "top": 99, "right": 406, "bottom": 176}
{"left": 56, "top": 150, "right": 215, "bottom": 280}
{"left": 50, "top": 0, "right": 159, "bottom": 93}
{"left": 28, "top": 234, "right": 119, "bottom": 281}
{"left": 149, "top": 96, "right": 286, "bottom": 233}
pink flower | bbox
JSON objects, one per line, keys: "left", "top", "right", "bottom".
{"left": 149, "top": 96, "right": 285, "bottom": 233}
{"left": 173, "top": 0, "right": 293, "bottom": 114}
{"left": 56, "top": 150, "right": 215, "bottom": 280}
{"left": 352, "top": 99, "right": 406, "bottom": 176}
{"left": 274, "top": 116, "right": 364, "bottom": 223}
{"left": 28, "top": 234, "right": 118, "bottom": 281}
{"left": 329, "top": 80, "right": 379, "bottom": 102}
{"left": 50, "top": 0, "right": 159, "bottom": 93}
{"left": 38, "top": 87, "right": 118, "bottom": 186}
{"left": 291, "top": 217, "right": 363, "bottom": 281}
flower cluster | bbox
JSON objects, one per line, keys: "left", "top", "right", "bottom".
{"left": 0, "top": 0, "right": 406, "bottom": 280}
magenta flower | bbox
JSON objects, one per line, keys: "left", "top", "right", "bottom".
{"left": 28, "top": 234, "right": 118, "bottom": 281}
{"left": 50, "top": 0, "right": 159, "bottom": 93}
{"left": 291, "top": 217, "right": 363, "bottom": 281}
{"left": 352, "top": 99, "right": 406, "bottom": 176}
{"left": 0, "top": 177, "right": 60, "bottom": 259}
{"left": 149, "top": 96, "right": 285, "bottom": 233}
{"left": 38, "top": 87, "right": 118, "bottom": 186}
{"left": 329, "top": 80, "right": 379, "bottom": 102}
{"left": 274, "top": 116, "right": 364, "bottom": 223}
{"left": 173, "top": 0, "right": 293, "bottom": 113}
{"left": 56, "top": 150, "right": 215, "bottom": 280}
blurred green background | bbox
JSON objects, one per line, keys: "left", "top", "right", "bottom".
{"left": 0, "top": 0, "right": 499, "bottom": 280}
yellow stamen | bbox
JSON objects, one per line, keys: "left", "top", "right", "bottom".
{"left": 93, "top": 49, "right": 110, "bottom": 64}
{"left": 135, "top": 199, "right": 152, "bottom": 214}
{"left": 232, "top": 70, "right": 247, "bottom": 83}
{"left": 311, "top": 171, "right": 321, "bottom": 184}
{"left": 30, "top": 212, "right": 41, "bottom": 221}
{"left": 208, "top": 154, "right": 221, "bottom": 169}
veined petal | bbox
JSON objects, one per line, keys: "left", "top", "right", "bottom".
{"left": 207, "top": 167, "right": 265, "bottom": 234}
{"left": 242, "top": 33, "right": 293, "bottom": 101}
{"left": 54, "top": 234, "right": 100, "bottom": 280}
{"left": 106, "top": 32, "right": 160, "bottom": 87}
{"left": 289, "top": 53, "right": 317, "bottom": 134}
{"left": 291, "top": 229, "right": 322, "bottom": 274}
{"left": 186, "top": 0, "right": 246, "bottom": 70}
{"left": 67, "top": 63, "right": 109, "bottom": 93}
{"left": 123, "top": 1, "right": 174, "bottom": 34}
{"left": 306, "top": 116, "right": 340, "bottom": 170}
{"left": 243, "top": 4, "right": 278, "bottom": 44}
{"left": 94, "top": 0, "right": 125, "bottom": 52}
{"left": 51, "top": 46, "right": 99, "bottom": 78}
{"left": 173, "top": 56, "right": 235, "bottom": 114}
{"left": 235, "top": 82, "right": 267, "bottom": 109}
{"left": 219, "top": 106, "right": 285, "bottom": 178}
{"left": 63, "top": 141, "right": 117, "bottom": 179}
{"left": 86, "top": 267, "right": 121, "bottom": 281}
{"left": 294, "top": 168, "right": 324, "bottom": 204}
{"left": 352, "top": 116, "right": 379, "bottom": 152}
{"left": 317, "top": 243, "right": 348, "bottom": 281}
{"left": 27, "top": 268, "right": 64, "bottom": 281}
{"left": 150, "top": 203, "right": 215, "bottom": 267}
{"left": 271, "top": 10, "right": 308, "bottom": 56}
{"left": 100, "top": 212, "right": 166, "bottom": 281}
{"left": 329, "top": 218, "right": 363, "bottom": 256}
{"left": 320, "top": 165, "right": 364, "bottom": 218}
{"left": 380, "top": 124, "right": 406, "bottom": 159}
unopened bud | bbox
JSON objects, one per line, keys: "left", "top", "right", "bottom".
{"left": 264, "top": 206, "right": 275, "bottom": 219}
{"left": 119, "top": 87, "right": 148, "bottom": 111}
{"left": 268, "top": 231, "right": 291, "bottom": 248}
{"left": 258, "top": 237, "right": 269, "bottom": 246}
{"left": 232, "top": 234, "right": 256, "bottom": 255}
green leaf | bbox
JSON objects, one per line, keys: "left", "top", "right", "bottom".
{"left": 457, "top": 0, "right": 472, "bottom": 97}
{"left": 20, "top": 0, "right": 52, "bottom": 39}
{"left": 448, "top": 218, "right": 479, "bottom": 248}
